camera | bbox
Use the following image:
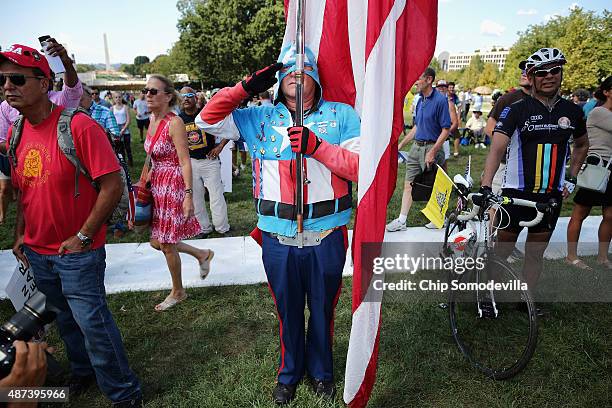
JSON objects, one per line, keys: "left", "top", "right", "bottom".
{"left": 0, "top": 292, "right": 58, "bottom": 378}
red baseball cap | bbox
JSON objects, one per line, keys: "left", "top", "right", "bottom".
{"left": 0, "top": 44, "right": 51, "bottom": 78}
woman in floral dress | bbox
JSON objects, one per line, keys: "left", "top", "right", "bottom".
{"left": 143, "top": 74, "right": 214, "bottom": 311}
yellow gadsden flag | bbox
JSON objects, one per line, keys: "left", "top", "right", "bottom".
{"left": 421, "top": 165, "right": 454, "bottom": 229}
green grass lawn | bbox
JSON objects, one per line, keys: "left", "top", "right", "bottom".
{"left": 0, "top": 114, "right": 610, "bottom": 407}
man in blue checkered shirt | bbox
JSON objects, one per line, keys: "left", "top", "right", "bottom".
{"left": 79, "top": 85, "right": 120, "bottom": 137}
{"left": 80, "top": 86, "right": 127, "bottom": 237}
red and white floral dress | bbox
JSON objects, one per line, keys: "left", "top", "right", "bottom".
{"left": 144, "top": 114, "right": 201, "bottom": 243}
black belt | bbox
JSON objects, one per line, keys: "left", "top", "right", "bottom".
{"left": 256, "top": 195, "right": 352, "bottom": 220}
{"left": 415, "top": 140, "right": 435, "bottom": 146}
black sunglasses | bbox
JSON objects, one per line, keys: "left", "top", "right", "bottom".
{"left": 142, "top": 87, "right": 167, "bottom": 96}
{"left": 0, "top": 73, "right": 45, "bottom": 87}
{"left": 533, "top": 66, "right": 562, "bottom": 78}
{"left": 91, "top": 91, "right": 99, "bottom": 95}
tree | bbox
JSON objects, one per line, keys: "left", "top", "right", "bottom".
{"left": 461, "top": 55, "right": 484, "bottom": 89}
{"left": 76, "top": 64, "right": 96, "bottom": 73}
{"left": 500, "top": 8, "right": 611, "bottom": 91}
{"left": 478, "top": 63, "right": 499, "bottom": 88}
{"left": 176, "top": 0, "right": 284, "bottom": 86}
{"left": 429, "top": 57, "right": 441, "bottom": 73}
{"left": 147, "top": 54, "right": 178, "bottom": 77}
{"left": 133, "top": 56, "right": 150, "bottom": 66}
{"left": 557, "top": 8, "right": 611, "bottom": 90}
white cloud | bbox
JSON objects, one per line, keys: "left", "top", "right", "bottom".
{"left": 517, "top": 9, "right": 538, "bottom": 16}
{"left": 480, "top": 20, "right": 506, "bottom": 37}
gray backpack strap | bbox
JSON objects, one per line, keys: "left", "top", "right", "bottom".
{"left": 57, "top": 107, "right": 98, "bottom": 197}
{"left": 8, "top": 116, "right": 26, "bottom": 168}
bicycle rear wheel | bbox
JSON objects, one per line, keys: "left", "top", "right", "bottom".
{"left": 448, "top": 257, "right": 538, "bottom": 380}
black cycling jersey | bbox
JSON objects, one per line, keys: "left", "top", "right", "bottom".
{"left": 494, "top": 95, "right": 586, "bottom": 194}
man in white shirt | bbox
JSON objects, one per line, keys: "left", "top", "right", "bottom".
{"left": 465, "top": 110, "right": 486, "bottom": 148}
{"left": 132, "top": 92, "right": 149, "bottom": 142}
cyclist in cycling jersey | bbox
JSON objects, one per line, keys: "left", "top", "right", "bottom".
{"left": 481, "top": 48, "right": 589, "bottom": 295}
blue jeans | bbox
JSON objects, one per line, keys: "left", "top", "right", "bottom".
{"left": 23, "top": 246, "right": 141, "bottom": 403}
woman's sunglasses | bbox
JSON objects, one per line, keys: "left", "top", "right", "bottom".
{"left": 0, "top": 73, "right": 45, "bottom": 87}
{"left": 533, "top": 66, "right": 563, "bottom": 78}
{"left": 142, "top": 88, "right": 167, "bottom": 96}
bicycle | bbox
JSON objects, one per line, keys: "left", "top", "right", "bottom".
{"left": 441, "top": 173, "right": 557, "bottom": 380}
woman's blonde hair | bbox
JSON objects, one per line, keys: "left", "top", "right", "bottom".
{"left": 149, "top": 74, "right": 180, "bottom": 107}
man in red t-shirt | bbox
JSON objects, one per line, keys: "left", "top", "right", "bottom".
{"left": 1, "top": 44, "right": 142, "bottom": 407}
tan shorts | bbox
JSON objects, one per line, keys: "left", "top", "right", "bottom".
{"left": 404, "top": 143, "right": 445, "bottom": 183}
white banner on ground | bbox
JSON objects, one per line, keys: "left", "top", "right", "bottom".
{"left": 5, "top": 260, "right": 38, "bottom": 311}
{"left": 219, "top": 139, "right": 233, "bottom": 193}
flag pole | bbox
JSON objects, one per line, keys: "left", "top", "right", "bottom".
{"left": 294, "top": 0, "right": 306, "bottom": 247}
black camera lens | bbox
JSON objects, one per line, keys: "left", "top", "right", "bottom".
{"left": 0, "top": 292, "right": 58, "bottom": 378}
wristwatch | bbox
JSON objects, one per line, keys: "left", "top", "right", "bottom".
{"left": 76, "top": 231, "right": 93, "bottom": 248}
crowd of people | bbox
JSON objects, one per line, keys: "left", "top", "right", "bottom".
{"left": 0, "top": 36, "right": 609, "bottom": 408}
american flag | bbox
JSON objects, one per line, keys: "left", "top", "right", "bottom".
{"left": 281, "top": 1, "right": 437, "bottom": 406}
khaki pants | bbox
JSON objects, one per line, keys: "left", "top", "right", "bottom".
{"left": 404, "top": 143, "right": 445, "bottom": 182}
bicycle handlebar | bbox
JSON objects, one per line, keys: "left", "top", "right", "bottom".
{"left": 457, "top": 193, "right": 555, "bottom": 227}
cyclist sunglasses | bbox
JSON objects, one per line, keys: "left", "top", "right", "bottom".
{"left": 0, "top": 73, "right": 45, "bottom": 87}
{"left": 533, "top": 66, "right": 562, "bottom": 78}
{"left": 181, "top": 92, "right": 196, "bottom": 98}
{"left": 142, "top": 87, "right": 167, "bottom": 96}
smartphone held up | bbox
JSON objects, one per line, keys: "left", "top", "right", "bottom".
{"left": 38, "top": 35, "right": 65, "bottom": 74}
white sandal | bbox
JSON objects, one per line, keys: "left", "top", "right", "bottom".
{"left": 154, "top": 293, "right": 188, "bottom": 312}
{"left": 564, "top": 258, "right": 592, "bottom": 271}
{"left": 199, "top": 250, "right": 214, "bottom": 279}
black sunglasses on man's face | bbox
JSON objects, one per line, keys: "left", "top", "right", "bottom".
{"left": 533, "top": 66, "right": 563, "bottom": 78}
{"left": 143, "top": 88, "right": 167, "bottom": 96}
{"left": 0, "top": 73, "right": 45, "bottom": 87}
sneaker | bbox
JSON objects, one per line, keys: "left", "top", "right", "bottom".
{"left": 232, "top": 168, "right": 240, "bottom": 177}
{"left": 386, "top": 218, "right": 407, "bottom": 232}
{"left": 425, "top": 219, "right": 446, "bottom": 229}
{"left": 240, "top": 164, "right": 246, "bottom": 171}
{"left": 506, "top": 247, "right": 524, "bottom": 264}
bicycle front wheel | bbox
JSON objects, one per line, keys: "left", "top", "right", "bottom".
{"left": 448, "top": 257, "right": 538, "bottom": 380}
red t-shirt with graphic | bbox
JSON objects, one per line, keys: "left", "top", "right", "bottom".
{"left": 7, "top": 107, "right": 120, "bottom": 254}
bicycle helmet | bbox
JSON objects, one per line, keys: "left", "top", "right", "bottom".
{"left": 524, "top": 48, "right": 567, "bottom": 73}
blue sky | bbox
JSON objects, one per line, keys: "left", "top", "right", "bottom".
{"left": 0, "top": 0, "right": 608, "bottom": 64}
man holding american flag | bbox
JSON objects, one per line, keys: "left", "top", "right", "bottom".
{"left": 196, "top": 44, "right": 360, "bottom": 404}
{"left": 201, "top": 0, "right": 436, "bottom": 405}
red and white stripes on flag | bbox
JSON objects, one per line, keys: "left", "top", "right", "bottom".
{"left": 281, "top": 1, "right": 437, "bottom": 406}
